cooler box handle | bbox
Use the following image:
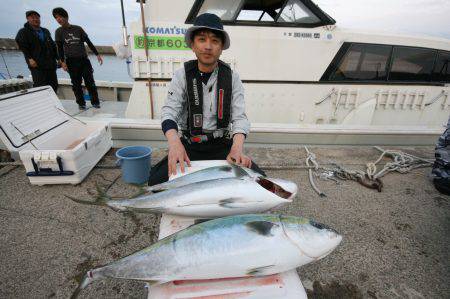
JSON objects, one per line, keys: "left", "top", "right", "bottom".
{"left": 26, "top": 156, "right": 74, "bottom": 176}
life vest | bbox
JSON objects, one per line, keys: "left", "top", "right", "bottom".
{"left": 184, "top": 59, "right": 232, "bottom": 136}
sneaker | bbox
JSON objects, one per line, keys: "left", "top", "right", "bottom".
{"left": 78, "top": 105, "right": 87, "bottom": 110}
{"left": 92, "top": 104, "right": 101, "bottom": 109}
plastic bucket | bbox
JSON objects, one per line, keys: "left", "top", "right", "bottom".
{"left": 116, "top": 146, "right": 152, "bottom": 184}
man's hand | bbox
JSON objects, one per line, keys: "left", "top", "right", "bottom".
{"left": 60, "top": 61, "right": 68, "bottom": 71}
{"left": 166, "top": 129, "right": 191, "bottom": 176}
{"left": 226, "top": 133, "right": 252, "bottom": 168}
{"left": 28, "top": 58, "right": 37, "bottom": 68}
{"left": 97, "top": 55, "right": 103, "bottom": 65}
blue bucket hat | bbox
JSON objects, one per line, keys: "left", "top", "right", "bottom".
{"left": 185, "top": 13, "right": 230, "bottom": 50}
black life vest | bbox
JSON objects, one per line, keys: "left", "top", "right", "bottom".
{"left": 184, "top": 59, "right": 232, "bottom": 136}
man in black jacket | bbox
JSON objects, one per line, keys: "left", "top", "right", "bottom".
{"left": 15, "top": 10, "right": 59, "bottom": 92}
{"left": 52, "top": 7, "right": 102, "bottom": 110}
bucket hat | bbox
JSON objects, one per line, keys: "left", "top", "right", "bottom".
{"left": 185, "top": 13, "right": 230, "bottom": 50}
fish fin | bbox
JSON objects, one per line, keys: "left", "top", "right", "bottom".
{"left": 95, "top": 184, "right": 112, "bottom": 203}
{"left": 185, "top": 219, "right": 213, "bottom": 229}
{"left": 70, "top": 270, "right": 97, "bottom": 299}
{"left": 146, "top": 183, "right": 169, "bottom": 192}
{"left": 246, "top": 264, "right": 276, "bottom": 276}
{"left": 65, "top": 187, "right": 111, "bottom": 207}
{"left": 219, "top": 198, "right": 246, "bottom": 208}
{"left": 146, "top": 280, "right": 158, "bottom": 286}
{"left": 218, "top": 165, "right": 234, "bottom": 172}
{"left": 131, "top": 186, "right": 150, "bottom": 198}
{"left": 148, "top": 207, "right": 167, "bottom": 213}
{"left": 231, "top": 164, "right": 250, "bottom": 177}
{"left": 194, "top": 218, "right": 213, "bottom": 225}
{"left": 245, "top": 221, "right": 278, "bottom": 236}
{"left": 146, "top": 279, "right": 172, "bottom": 286}
{"left": 150, "top": 188, "right": 167, "bottom": 193}
{"left": 117, "top": 205, "right": 167, "bottom": 214}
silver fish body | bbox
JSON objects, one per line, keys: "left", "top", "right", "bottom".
{"left": 107, "top": 176, "right": 297, "bottom": 218}
{"left": 75, "top": 214, "right": 342, "bottom": 295}
{"left": 146, "top": 165, "right": 262, "bottom": 192}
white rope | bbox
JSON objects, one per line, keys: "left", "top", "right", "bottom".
{"left": 304, "top": 146, "right": 326, "bottom": 197}
{"left": 368, "top": 146, "right": 433, "bottom": 179}
{"left": 303, "top": 146, "right": 433, "bottom": 194}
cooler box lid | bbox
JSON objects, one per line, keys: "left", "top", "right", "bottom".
{"left": 0, "top": 86, "right": 69, "bottom": 152}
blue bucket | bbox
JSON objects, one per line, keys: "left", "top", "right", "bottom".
{"left": 116, "top": 146, "right": 152, "bottom": 184}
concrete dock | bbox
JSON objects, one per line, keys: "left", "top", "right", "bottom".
{"left": 0, "top": 146, "right": 448, "bottom": 298}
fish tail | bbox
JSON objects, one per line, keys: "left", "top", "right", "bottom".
{"left": 65, "top": 194, "right": 110, "bottom": 207}
{"left": 70, "top": 270, "right": 98, "bottom": 299}
{"left": 65, "top": 185, "right": 111, "bottom": 207}
{"left": 95, "top": 184, "right": 112, "bottom": 204}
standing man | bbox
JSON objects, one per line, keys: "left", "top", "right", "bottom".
{"left": 15, "top": 10, "right": 59, "bottom": 92}
{"left": 148, "top": 13, "right": 265, "bottom": 186}
{"left": 52, "top": 7, "right": 102, "bottom": 110}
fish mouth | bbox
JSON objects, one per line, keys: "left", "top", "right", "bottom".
{"left": 256, "top": 177, "right": 298, "bottom": 200}
{"left": 316, "top": 233, "right": 343, "bottom": 260}
{"left": 287, "top": 229, "right": 342, "bottom": 260}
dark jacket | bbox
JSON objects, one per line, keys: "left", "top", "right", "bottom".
{"left": 15, "top": 23, "right": 58, "bottom": 70}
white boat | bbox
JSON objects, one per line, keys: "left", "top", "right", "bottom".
{"left": 121, "top": 0, "right": 449, "bottom": 145}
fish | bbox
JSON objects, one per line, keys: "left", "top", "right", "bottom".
{"left": 146, "top": 164, "right": 262, "bottom": 192}
{"left": 72, "top": 214, "right": 342, "bottom": 297}
{"left": 105, "top": 176, "right": 297, "bottom": 217}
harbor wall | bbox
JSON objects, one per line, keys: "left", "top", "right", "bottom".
{"left": 0, "top": 38, "right": 115, "bottom": 55}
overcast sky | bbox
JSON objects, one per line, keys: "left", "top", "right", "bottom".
{"left": 0, "top": 0, "right": 449, "bottom": 45}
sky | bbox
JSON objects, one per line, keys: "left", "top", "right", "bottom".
{"left": 0, "top": 0, "right": 449, "bottom": 45}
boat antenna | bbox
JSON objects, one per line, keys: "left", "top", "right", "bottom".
{"left": 0, "top": 51, "right": 12, "bottom": 79}
{"left": 120, "top": 0, "right": 128, "bottom": 46}
{"left": 139, "top": 0, "right": 155, "bottom": 119}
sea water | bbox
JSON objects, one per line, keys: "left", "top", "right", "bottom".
{"left": 0, "top": 50, "right": 132, "bottom": 82}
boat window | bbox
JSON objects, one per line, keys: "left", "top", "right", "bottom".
{"left": 322, "top": 43, "right": 447, "bottom": 84}
{"left": 277, "top": 0, "right": 320, "bottom": 24}
{"left": 187, "top": 0, "right": 335, "bottom": 27}
{"left": 197, "top": 0, "right": 243, "bottom": 21}
{"left": 432, "top": 51, "right": 450, "bottom": 82}
{"left": 237, "top": 10, "right": 264, "bottom": 21}
{"left": 330, "top": 44, "right": 392, "bottom": 81}
{"left": 237, "top": 8, "right": 282, "bottom": 21}
{"left": 389, "top": 47, "right": 436, "bottom": 82}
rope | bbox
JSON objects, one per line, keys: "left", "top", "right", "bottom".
{"left": 304, "top": 146, "right": 326, "bottom": 198}
{"left": 303, "top": 146, "right": 433, "bottom": 194}
{"left": 367, "top": 146, "right": 433, "bottom": 179}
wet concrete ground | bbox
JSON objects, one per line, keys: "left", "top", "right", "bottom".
{"left": 0, "top": 146, "right": 448, "bottom": 298}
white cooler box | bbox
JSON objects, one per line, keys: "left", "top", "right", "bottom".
{"left": 0, "top": 86, "right": 112, "bottom": 185}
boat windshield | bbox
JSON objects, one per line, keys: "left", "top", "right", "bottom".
{"left": 277, "top": 0, "right": 320, "bottom": 23}
{"left": 188, "top": 0, "right": 335, "bottom": 27}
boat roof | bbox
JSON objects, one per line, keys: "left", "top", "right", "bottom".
{"left": 186, "top": 0, "right": 336, "bottom": 28}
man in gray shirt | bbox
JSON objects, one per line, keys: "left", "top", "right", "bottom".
{"left": 148, "top": 13, "right": 265, "bottom": 186}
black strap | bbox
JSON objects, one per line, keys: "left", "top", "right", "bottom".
{"left": 216, "top": 60, "right": 232, "bottom": 130}
{"left": 185, "top": 60, "right": 203, "bottom": 136}
{"left": 184, "top": 60, "right": 232, "bottom": 136}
